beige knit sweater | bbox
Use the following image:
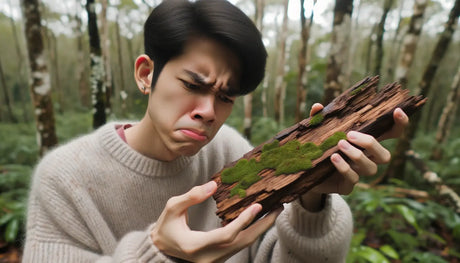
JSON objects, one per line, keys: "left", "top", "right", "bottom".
{"left": 23, "top": 123, "right": 353, "bottom": 262}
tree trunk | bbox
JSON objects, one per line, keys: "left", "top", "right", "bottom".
{"left": 21, "top": 0, "right": 58, "bottom": 156}
{"left": 101, "top": 0, "right": 112, "bottom": 114}
{"left": 45, "top": 30, "right": 64, "bottom": 113}
{"left": 384, "top": 0, "right": 460, "bottom": 181}
{"left": 0, "top": 58, "right": 18, "bottom": 123}
{"left": 395, "top": 0, "right": 428, "bottom": 88}
{"left": 385, "top": 0, "right": 405, "bottom": 82}
{"left": 274, "top": 0, "right": 289, "bottom": 125}
{"left": 373, "top": 0, "right": 394, "bottom": 77}
{"left": 243, "top": 0, "right": 265, "bottom": 139}
{"left": 115, "top": 11, "right": 127, "bottom": 115}
{"left": 295, "top": 0, "right": 316, "bottom": 123}
{"left": 86, "top": 0, "right": 107, "bottom": 129}
{"left": 213, "top": 76, "right": 426, "bottom": 225}
{"left": 323, "top": 0, "right": 353, "bottom": 105}
{"left": 430, "top": 65, "right": 460, "bottom": 160}
{"left": 75, "top": 2, "right": 90, "bottom": 107}
{"left": 8, "top": 0, "right": 30, "bottom": 122}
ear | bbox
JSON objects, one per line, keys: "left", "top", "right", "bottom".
{"left": 134, "top": 55, "right": 154, "bottom": 94}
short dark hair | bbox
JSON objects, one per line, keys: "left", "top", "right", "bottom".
{"left": 144, "top": 0, "right": 267, "bottom": 95}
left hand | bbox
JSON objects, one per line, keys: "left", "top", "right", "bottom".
{"left": 299, "top": 103, "right": 409, "bottom": 212}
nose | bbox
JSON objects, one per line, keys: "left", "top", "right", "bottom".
{"left": 191, "top": 95, "right": 216, "bottom": 123}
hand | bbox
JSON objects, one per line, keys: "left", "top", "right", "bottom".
{"left": 151, "top": 181, "right": 283, "bottom": 262}
{"left": 299, "top": 103, "right": 409, "bottom": 212}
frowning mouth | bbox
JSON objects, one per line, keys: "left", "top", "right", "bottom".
{"left": 180, "top": 129, "right": 208, "bottom": 141}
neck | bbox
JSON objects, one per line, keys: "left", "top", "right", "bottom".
{"left": 124, "top": 116, "right": 178, "bottom": 161}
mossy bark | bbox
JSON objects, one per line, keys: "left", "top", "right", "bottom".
{"left": 212, "top": 76, "right": 426, "bottom": 225}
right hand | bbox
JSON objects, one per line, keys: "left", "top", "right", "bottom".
{"left": 151, "top": 181, "right": 283, "bottom": 263}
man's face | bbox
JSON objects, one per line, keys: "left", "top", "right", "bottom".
{"left": 146, "top": 37, "right": 241, "bottom": 160}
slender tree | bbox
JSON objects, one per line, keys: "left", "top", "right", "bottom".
{"left": 20, "top": 0, "right": 58, "bottom": 155}
{"left": 295, "top": 0, "right": 316, "bottom": 123}
{"left": 0, "top": 58, "right": 18, "bottom": 122}
{"left": 243, "top": 0, "right": 265, "bottom": 139}
{"left": 323, "top": 0, "right": 353, "bottom": 105}
{"left": 274, "top": 0, "right": 290, "bottom": 125}
{"left": 385, "top": 0, "right": 406, "bottom": 82}
{"left": 395, "top": 0, "right": 428, "bottom": 88}
{"left": 8, "top": 0, "right": 30, "bottom": 122}
{"left": 384, "top": 0, "right": 460, "bottom": 181}
{"left": 373, "top": 0, "right": 394, "bottom": 77}
{"left": 431, "top": 65, "right": 460, "bottom": 160}
{"left": 86, "top": 0, "right": 107, "bottom": 129}
{"left": 101, "top": 0, "right": 113, "bottom": 114}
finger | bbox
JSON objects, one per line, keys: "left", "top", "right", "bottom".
{"left": 310, "top": 103, "right": 324, "bottom": 117}
{"left": 203, "top": 204, "right": 262, "bottom": 246}
{"left": 166, "top": 181, "right": 217, "bottom": 215}
{"left": 338, "top": 139, "right": 377, "bottom": 176}
{"left": 379, "top": 108, "right": 409, "bottom": 141}
{"left": 346, "top": 131, "right": 391, "bottom": 164}
{"left": 331, "top": 153, "right": 359, "bottom": 195}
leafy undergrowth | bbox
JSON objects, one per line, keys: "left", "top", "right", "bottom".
{"left": 345, "top": 186, "right": 460, "bottom": 263}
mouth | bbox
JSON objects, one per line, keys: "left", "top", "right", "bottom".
{"left": 180, "top": 129, "right": 208, "bottom": 142}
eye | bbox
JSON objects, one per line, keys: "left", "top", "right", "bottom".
{"left": 218, "top": 93, "right": 235, "bottom": 104}
{"left": 181, "top": 80, "right": 200, "bottom": 91}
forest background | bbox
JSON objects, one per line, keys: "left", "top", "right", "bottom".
{"left": 0, "top": 0, "right": 459, "bottom": 262}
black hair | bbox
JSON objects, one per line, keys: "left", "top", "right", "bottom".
{"left": 143, "top": 0, "right": 267, "bottom": 96}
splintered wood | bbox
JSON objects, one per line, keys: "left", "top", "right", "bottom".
{"left": 212, "top": 76, "right": 427, "bottom": 225}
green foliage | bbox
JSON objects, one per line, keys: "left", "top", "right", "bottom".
{"left": 0, "top": 164, "right": 31, "bottom": 244}
{"left": 345, "top": 187, "right": 460, "bottom": 262}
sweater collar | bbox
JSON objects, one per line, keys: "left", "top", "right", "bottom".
{"left": 98, "top": 122, "right": 195, "bottom": 177}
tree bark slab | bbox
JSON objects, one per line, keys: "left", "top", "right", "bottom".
{"left": 212, "top": 76, "right": 427, "bottom": 225}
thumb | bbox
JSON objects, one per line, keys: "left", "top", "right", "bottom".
{"left": 169, "top": 181, "right": 217, "bottom": 213}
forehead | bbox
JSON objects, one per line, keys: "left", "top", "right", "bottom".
{"left": 172, "top": 37, "right": 242, "bottom": 94}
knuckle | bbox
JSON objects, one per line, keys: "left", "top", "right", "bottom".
{"left": 165, "top": 197, "right": 179, "bottom": 211}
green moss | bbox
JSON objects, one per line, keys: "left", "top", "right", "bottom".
{"left": 350, "top": 86, "right": 364, "bottom": 95}
{"left": 309, "top": 113, "right": 324, "bottom": 126}
{"left": 275, "top": 158, "right": 312, "bottom": 175}
{"left": 262, "top": 140, "right": 280, "bottom": 152}
{"left": 230, "top": 187, "right": 247, "bottom": 198}
{"left": 319, "top": 131, "right": 347, "bottom": 152}
{"left": 222, "top": 131, "right": 347, "bottom": 197}
{"left": 300, "top": 142, "right": 323, "bottom": 159}
{"left": 221, "top": 158, "right": 261, "bottom": 184}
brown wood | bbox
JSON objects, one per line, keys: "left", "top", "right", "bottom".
{"left": 212, "top": 76, "right": 427, "bottom": 225}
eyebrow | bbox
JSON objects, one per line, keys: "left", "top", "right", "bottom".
{"left": 183, "top": 69, "right": 237, "bottom": 95}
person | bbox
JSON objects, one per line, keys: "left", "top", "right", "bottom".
{"left": 22, "top": 0, "right": 409, "bottom": 262}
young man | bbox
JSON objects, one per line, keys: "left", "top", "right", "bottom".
{"left": 23, "top": 0, "right": 408, "bottom": 262}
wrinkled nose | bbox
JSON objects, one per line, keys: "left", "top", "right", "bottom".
{"left": 191, "top": 95, "right": 216, "bottom": 123}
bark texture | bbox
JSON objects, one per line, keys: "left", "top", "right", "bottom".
{"left": 21, "top": 0, "right": 58, "bottom": 156}
{"left": 395, "top": 0, "right": 428, "bottom": 88}
{"left": 295, "top": 0, "right": 316, "bottom": 123}
{"left": 431, "top": 65, "right": 460, "bottom": 160}
{"left": 384, "top": 0, "right": 460, "bottom": 181}
{"left": 213, "top": 76, "right": 426, "bottom": 225}
{"left": 274, "top": 0, "right": 289, "bottom": 125}
{"left": 323, "top": 0, "right": 353, "bottom": 105}
{"left": 86, "top": 0, "right": 107, "bottom": 129}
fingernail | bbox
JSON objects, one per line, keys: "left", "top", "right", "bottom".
{"left": 252, "top": 204, "right": 262, "bottom": 216}
{"left": 205, "top": 181, "right": 216, "bottom": 194}
{"left": 347, "top": 131, "right": 358, "bottom": 140}
{"left": 331, "top": 153, "right": 341, "bottom": 163}
{"left": 339, "top": 140, "right": 349, "bottom": 150}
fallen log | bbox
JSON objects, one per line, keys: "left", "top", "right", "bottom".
{"left": 212, "top": 76, "right": 427, "bottom": 225}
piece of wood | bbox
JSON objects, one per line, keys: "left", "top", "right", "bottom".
{"left": 212, "top": 76, "right": 427, "bottom": 225}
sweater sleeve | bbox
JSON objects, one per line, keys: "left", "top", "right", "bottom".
{"left": 254, "top": 194, "right": 353, "bottom": 263}
{"left": 23, "top": 157, "right": 173, "bottom": 263}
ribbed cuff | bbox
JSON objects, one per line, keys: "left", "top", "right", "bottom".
{"left": 137, "top": 224, "right": 173, "bottom": 263}
{"left": 287, "top": 194, "right": 335, "bottom": 237}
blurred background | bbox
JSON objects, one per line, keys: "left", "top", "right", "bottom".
{"left": 0, "top": 0, "right": 459, "bottom": 262}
